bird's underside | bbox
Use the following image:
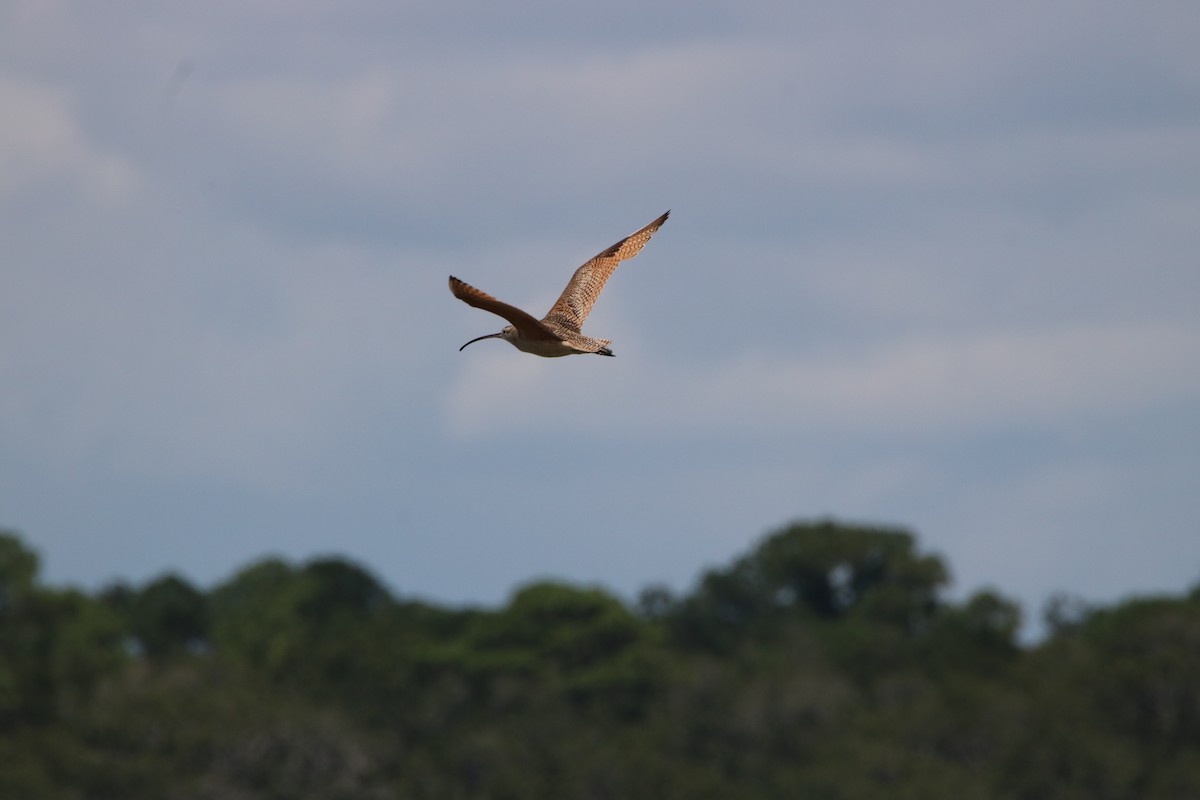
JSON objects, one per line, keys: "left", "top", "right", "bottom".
{"left": 449, "top": 210, "right": 668, "bottom": 357}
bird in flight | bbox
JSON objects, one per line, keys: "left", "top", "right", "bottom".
{"left": 449, "top": 210, "right": 669, "bottom": 357}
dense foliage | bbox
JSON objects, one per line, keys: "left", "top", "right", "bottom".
{"left": 2, "top": 521, "right": 1198, "bottom": 799}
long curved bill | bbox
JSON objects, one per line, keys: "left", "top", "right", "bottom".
{"left": 459, "top": 332, "right": 503, "bottom": 351}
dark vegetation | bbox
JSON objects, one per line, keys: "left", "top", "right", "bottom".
{"left": 2, "top": 520, "right": 1198, "bottom": 799}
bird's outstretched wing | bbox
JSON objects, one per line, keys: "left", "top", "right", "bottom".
{"left": 542, "top": 210, "right": 669, "bottom": 332}
{"left": 448, "top": 276, "right": 560, "bottom": 340}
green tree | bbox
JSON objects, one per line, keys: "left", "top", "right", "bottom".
{"left": 209, "top": 555, "right": 397, "bottom": 699}
{"left": 1083, "top": 594, "right": 1200, "bottom": 753}
{"left": 670, "top": 520, "right": 949, "bottom": 652}
{"left": 473, "top": 582, "right": 641, "bottom": 669}
{"left": 0, "top": 531, "right": 39, "bottom": 719}
{"left": 459, "top": 581, "right": 661, "bottom": 716}
{"left": 208, "top": 558, "right": 299, "bottom": 673}
{"left": 0, "top": 531, "right": 38, "bottom": 611}
{"left": 923, "top": 589, "right": 1022, "bottom": 674}
{"left": 127, "top": 573, "right": 209, "bottom": 659}
{"left": 5, "top": 522, "right": 1200, "bottom": 799}
{"left": 0, "top": 532, "right": 124, "bottom": 723}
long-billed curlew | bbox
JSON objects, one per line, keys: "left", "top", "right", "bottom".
{"left": 449, "top": 210, "right": 669, "bottom": 357}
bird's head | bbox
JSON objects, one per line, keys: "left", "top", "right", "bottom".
{"left": 459, "top": 325, "right": 516, "bottom": 351}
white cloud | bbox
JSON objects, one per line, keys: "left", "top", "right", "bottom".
{"left": 0, "top": 75, "right": 138, "bottom": 205}
{"left": 196, "top": 42, "right": 750, "bottom": 199}
{"left": 445, "top": 322, "right": 1200, "bottom": 440}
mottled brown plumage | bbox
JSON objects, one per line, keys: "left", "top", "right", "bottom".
{"left": 449, "top": 211, "right": 668, "bottom": 357}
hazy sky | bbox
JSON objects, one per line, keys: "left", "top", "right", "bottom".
{"left": 3, "top": 1, "right": 1198, "bottom": 636}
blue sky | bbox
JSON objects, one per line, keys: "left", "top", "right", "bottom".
{"left": 2, "top": 1, "right": 1198, "bottom": 637}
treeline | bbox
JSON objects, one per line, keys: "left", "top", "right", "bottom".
{"left": 1, "top": 521, "right": 1198, "bottom": 799}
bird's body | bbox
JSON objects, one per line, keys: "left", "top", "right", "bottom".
{"left": 449, "top": 210, "right": 669, "bottom": 357}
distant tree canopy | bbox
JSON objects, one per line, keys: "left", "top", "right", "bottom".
{"left": 1, "top": 522, "right": 1198, "bottom": 800}
{"left": 668, "top": 521, "right": 951, "bottom": 654}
